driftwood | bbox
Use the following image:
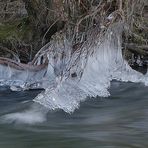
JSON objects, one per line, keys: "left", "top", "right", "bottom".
{"left": 0, "top": 57, "right": 47, "bottom": 71}
{"left": 0, "top": 43, "right": 51, "bottom": 72}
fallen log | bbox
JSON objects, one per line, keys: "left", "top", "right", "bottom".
{"left": 0, "top": 57, "right": 48, "bottom": 71}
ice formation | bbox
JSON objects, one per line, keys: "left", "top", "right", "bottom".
{"left": 0, "top": 23, "right": 148, "bottom": 115}
{"left": 34, "top": 23, "right": 148, "bottom": 113}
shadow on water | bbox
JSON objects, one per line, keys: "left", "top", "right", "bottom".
{"left": 0, "top": 81, "right": 148, "bottom": 148}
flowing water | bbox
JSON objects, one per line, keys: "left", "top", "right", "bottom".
{"left": 0, "top": 23, "right": 148, "bottom": 147}
{"left": 0, "top": 81, "right": 148, "bottom": 148}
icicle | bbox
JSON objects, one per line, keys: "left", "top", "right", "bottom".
{"left": 34, "top": 23, "right": 148, "bottom": 113}
{"left": 0, "top": 22, "right": 147, "bottom": 113}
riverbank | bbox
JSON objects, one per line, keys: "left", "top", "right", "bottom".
{"left": 0, "top": 0, "right": 147, "bottom": 71}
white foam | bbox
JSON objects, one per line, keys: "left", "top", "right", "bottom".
{"left": 1, "top": 104, "right": 48, "bottom": 125}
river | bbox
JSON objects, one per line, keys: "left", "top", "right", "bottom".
{"left": 0, "top": 81, "right": 148, "bottom": 148}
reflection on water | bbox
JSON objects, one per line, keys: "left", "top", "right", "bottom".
{"left": 0, "top": 82, "right": 148, "bottom": 148}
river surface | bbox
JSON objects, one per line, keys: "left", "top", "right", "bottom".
{"left": 0, "top": 81, "right": 148, "bottom": 148}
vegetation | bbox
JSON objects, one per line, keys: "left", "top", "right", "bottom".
{"left": 0, "top": 0, "right": 147, "bottom": 69}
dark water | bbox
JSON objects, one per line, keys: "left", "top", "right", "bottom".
{"left": 0, "top": 82, "right": 148, "bottom": 148}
